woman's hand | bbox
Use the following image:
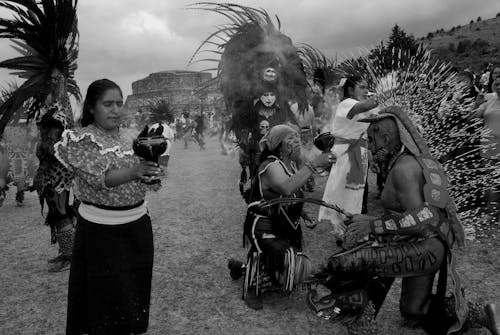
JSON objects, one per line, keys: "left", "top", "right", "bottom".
{"left": 311, "top": 152, "right": 336, "bottom": 170}
{"left": 132, "top": 161, "right": 163, "bottom": 182}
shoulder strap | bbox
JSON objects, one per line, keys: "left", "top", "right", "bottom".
{"left": 414, "top": 155, "right": 449, "bottom": 208}
{"left": 414, "top": 155, "right": 465, "bottom": 248}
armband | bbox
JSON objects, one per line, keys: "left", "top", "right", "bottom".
{"left": 369, "top": 203, "right": 440, "bottom": 235}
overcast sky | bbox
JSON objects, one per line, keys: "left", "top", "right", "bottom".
{"left": 0, "top": 0, "right": 498, "bottom": 99}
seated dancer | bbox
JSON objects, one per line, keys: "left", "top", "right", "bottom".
{"left": 307, "top": 106, "right": 499, "bottom": 335}
{"left": 55, "top": 79, "right": 164, "bottom": 335}
{"left": 229, "top": 124, "right": 333, "bottom": 310}
{"left": 33, "top": 102, "right": 76, "bottom": 272}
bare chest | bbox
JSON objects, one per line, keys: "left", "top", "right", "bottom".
{"left": 380, "top": 172, "right": 403, "bottom": 212}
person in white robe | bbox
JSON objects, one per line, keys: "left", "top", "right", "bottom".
{"left": 318, "top": 76, "right": 379, "bottom": 237}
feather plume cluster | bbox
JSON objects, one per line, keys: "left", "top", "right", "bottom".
{"left": 342, "top": 45, "right": 499, "bottom": 237}
{"left": 0, "top": 0, "right": 80, "bottom": 135}
{"left": 189, "top": 2, "right": 335, "bottom": 145}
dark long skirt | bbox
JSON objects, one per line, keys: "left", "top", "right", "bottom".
{"left": 66, "top": 214, "right": 153, "bottom": 335}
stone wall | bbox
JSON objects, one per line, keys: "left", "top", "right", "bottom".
{"left": 131, "top": 71, "right": 212, "bottom": 94}
{"left": 124, "top": 70, "right": 224, "bottom": 123}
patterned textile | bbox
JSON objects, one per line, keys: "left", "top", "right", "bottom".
{"left": 242, "top": 156, "right": 310, "bottom": 297}
{"left": 56, "top": 228, "right": 75, "bottom": 257}
{"left": 35, "top": 138, "right": 73, "bottom": 194}
{"left": 54, "top": 124, "right": 159, "bottom": 207}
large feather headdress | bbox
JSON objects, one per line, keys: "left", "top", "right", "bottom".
{"left": 342, "top": 45, "right": 499, "bottom": 238}
{"left": 0, "top": 0, "right": 80, "bottom": 135}
{"left": 188, "top": 2, "right": 334, "bottom": 144}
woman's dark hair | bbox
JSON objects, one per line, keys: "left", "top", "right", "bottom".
{"left": 80, "top": 79, "right": 122, "bottom": 127}
{"left": 342, "top": 75, "right": 363, "bottom": 99}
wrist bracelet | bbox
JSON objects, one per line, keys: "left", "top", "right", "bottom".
{"left": 304, "top": 161, "right": 318, "bottom": 174}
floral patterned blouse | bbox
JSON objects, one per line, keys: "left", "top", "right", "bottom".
{"left": 54, "top": 124, "right": 159, "bottom": 207}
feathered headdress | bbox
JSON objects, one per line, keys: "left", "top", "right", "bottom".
{"left": 188, "top": 2, "right": 333, "bottom": 145}
{"left": 0, "top": 0, "right": 80, "bottom": 135}
{"left": 298, "top": 43, "right": 339, "bottom": 93}
{"left": 342, "top": 44, "right": 499, "bottom": 238}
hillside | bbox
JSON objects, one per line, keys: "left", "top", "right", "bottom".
{"left": 418, "top": 13, "right": 500, "bottom": 73}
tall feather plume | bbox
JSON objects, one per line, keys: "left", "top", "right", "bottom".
{"left": 187, "top": 2, "right": 323, "bottom": 144}
{"left": 298, "top": 43, "right": 339, "bottom": 92}
{"left": 0, "top": 0, "right": 80, "bottom": 136}
{"left": 341, "top": 45, "right": 499, "bottom": 238}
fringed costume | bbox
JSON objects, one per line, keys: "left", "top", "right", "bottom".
{"left": 243, "top": 155, "right": 311, "bottom": 299}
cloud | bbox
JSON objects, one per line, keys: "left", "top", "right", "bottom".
{"left": 122, "top": 11, "right": 174, "bottom": 36}
{"left": 0, "top": 0, "right": 499, "bottom": 99}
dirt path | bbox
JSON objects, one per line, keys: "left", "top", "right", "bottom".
{"left": 0, "top": 137, "right": 498, "bottom": 334}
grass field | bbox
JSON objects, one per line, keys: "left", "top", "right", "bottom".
{"left": 0, "top": 137, "right": 498, "bottom": 334}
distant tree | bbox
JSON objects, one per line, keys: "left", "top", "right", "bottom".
{"left": 387, "top": 24, "right": 418, "bottom": 52}
{"left": 427, "top": 32, "right": 434, "bottom": 39}
{"left": 364, "top": 25, "right": 420, "bottom": 73}
{"left": 477, "top": 16, "right": 482, "bottom": 22}
{"left": 470, "top": 20, "right": 474, "bottom": 25}
{"left": 496, "top": 12, "right": 500, "bottom": 17}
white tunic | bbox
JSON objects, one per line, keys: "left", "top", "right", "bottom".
{"left": 318, "top": 98, "right": 371, "bottom": 237}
